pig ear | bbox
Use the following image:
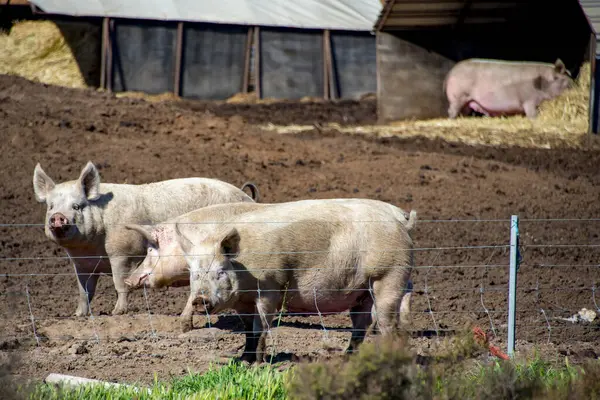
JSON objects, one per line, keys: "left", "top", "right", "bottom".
{"left": 219, "top": 228, "right": 241, "bottom": 259}
{"left": 554, "top": 59, "right": 566, "bottom": 74}
{"left": 78, "top": 161, "right": 101, "bottom": 201}
{"left": 174, "top": 223, "right": 194, "bottom": 256}
{"left": 125, "top": 224, "right": 158, "bottom": 248}
{"left": 33, "top": 163, "right": 55, "bottom": 203}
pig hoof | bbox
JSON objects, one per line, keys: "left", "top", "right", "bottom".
{"left": 74, "top": 307, "right": 88, "bottom": 317}
{"left": 111, "top": 306, "right": 128, "bottom": 315}
{"left": 238, "top": 354, "right": 256, "bottom": 364}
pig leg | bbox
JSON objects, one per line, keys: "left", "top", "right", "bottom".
{"left": 371, "top": 278, "right": 413, "bottom": 333}
{"left": 74, "top": 272, "right": 99, "bottom": 317}
{"left": 253, "top": 296, "right": 279, "bottom": 363}
{"left": 239, "top": 316, "right": 259, "bottom": 363}
{"left": 398, "top": 292, "right": 413, "bottom": 327}
{"left": 109, "top": 257, "right": 130, "bottom": 315}
{"left": 448, "top": 93, "right": 470, "bottom": 118}
{"left": 398, "top": 279, "right": 413, "bottom": 327}
{"left": 372, "top": 278, "right": 404, "bottom": 336}
{"left": 237, "top": 304, "right": 260, "bottom": 364}
{"left": 448, "top": 102, "right": 464, "bottom": 119}
{"left": 180, "top": 296, "right": 195, "bottom": 333}
{"left": 523, "top": 101, "right": 539, "bottom": 119}
{"left": 346, "top": 297, "right": 374, "bottom": 354}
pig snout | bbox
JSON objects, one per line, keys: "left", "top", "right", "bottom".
{"left": 124, "top": 273, "right": 149, "bottom": 288}
{"left": 192, "top": 295, "right": 213, "bottom": 313}
{"left": 49, "top": 213, "right": 71, "bottom": 237}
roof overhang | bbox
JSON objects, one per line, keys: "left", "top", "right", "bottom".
{"left": 579, "top": 0, "right": 599, "bottom": 37}
{"left": 28, "top": 0, "right": 383, "bottom": 31}
{"left": 375, "top": 0, "right": 530, "bottom": 31}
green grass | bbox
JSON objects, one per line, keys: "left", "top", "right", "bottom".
{"left": 27, "top": 361, "right": 289, "bottom": 400}
{"left": 18, "top": 337, "right": 600, "bottom": 400}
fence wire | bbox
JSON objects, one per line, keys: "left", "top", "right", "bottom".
{"left": 1, "top": 218, "right": 599, "bottom": 361}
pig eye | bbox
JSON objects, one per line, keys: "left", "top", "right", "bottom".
{"left": 72, "top": 203, "right": 81, "bottom": 211}
{"left": 218, "top": 270, "right": 227, "bottom": 279}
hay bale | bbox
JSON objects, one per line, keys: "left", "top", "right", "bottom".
{"left": 0, "top": 20, "right": 100, "bottom": 88}
{"left": 537, "top": 62, "right": 590, "bottom": 128}
{"left": 114, "top": 91, "right": 179, "bottom": 103}
{"left": 226, "top": 91, "right": 259, "bottom": 104}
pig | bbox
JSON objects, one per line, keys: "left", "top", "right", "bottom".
{"left": 444, "top": 58, "right": 572, "bottom": 119}
{"left": 175, "top": 199, "right": 417, "bottom": 363}
{"left": 32, "top": 161, "right": 259, "bottom": 317}
{"left": 124, "top": 202, "right": 268, "bottom": 332}
{"left": 124, "top": 199, "right": 416, "bottom": 333}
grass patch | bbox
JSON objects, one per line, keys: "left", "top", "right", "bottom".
{"left": 28, "top": 360, "right": 289, "bottom": 400}
{"left": 19, "top": 335, "right": 600, "bottom": 399}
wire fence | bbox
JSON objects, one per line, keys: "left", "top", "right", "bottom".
{"left": 1, "top": 218, "right": 600, "bottom": 362}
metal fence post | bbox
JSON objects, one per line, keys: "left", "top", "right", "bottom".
{"left": 507, "top": 215, "right": 519, "bottom": 357}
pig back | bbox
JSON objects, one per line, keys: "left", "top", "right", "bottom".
{"left": 101, "top": 177, "right": 255, "bottom": 229}
{"left": 448, "top": 59, "right": 559, "bottom": 92}
{"left": 230, "top": 202, "right": 413, "bottom": 288}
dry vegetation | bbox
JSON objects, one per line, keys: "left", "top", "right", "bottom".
{"left": 262, "top": 64, "right": 598, "bottom": 150}
{"left": 0, "top": 20, "right": 99, "bottom": 88}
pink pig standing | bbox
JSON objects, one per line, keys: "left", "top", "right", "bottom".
{"left": 444, "top": 58, "right": 572, "bottom": 119}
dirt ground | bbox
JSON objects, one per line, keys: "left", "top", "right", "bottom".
{"left": 1, "top": 74, "right": 600, "bottom": 386}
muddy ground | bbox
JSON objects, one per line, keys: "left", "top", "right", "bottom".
{"left": 1, "top": 75, "right": 600, "bottom": 386}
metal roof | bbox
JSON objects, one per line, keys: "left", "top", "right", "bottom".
{"left": 580, "top": 0, "right": 600, "bottom": 36}
{"left": 374, "top": 0, "right": 526, "bottom": 31}
{"left": 374, "top": 0, "right": 597, "bottom": 32}
{"left": 28, "top": 0, "right": 383, "bottom": 31}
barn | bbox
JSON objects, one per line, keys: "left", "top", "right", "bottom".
{"left": 374, "top": 0, "right": 600, "bottom": 133}
{"left": 11, "top": 0, "right": 382, "bottom": 101}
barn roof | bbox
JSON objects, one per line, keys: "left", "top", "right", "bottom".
{"left": 374, "top": 0, "right": 597, "bottom": 35}
{"left": 373, "top": 0, "right": 525, "bottom": 31}
{"left": 580, "top": 0, "right": 600, "bottom": 37}
{"left": 28, "top": 0, "right": 383, "bottom": 31}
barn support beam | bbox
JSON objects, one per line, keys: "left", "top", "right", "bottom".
{"left": 106, "top": 18, "right": 114, "bottom": 92}
{"left": 254, "top": 26, "right": 261, "bottom": 99}
{"left": 100, "top": 17, "right": 108, "bottom": 89}
{"left": 327, "top": 32, "right": 336, "bottom": 100}
{"left": 323, "top": 29, "right": 331, "bottom": 100}
{"left": 589, "top": 34, "right": 599, "bottom": 134}
{"left": 174, "top": 22, "right": 184, "bottom": 97}
{"left": 242, "top": 26, "right": 253, "bottom": 93}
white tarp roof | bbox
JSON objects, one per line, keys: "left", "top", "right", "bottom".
{"left": 30, "top": 0, "right": 383, "bottom": 31}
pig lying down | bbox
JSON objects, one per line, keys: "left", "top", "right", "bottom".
{"left": 444, "top": 58, "right": 572, "bottom": 119}
{"left": 174, "top": 199, "right": 417, "bottom": 363}
{"left": 32, "top": 161, "right": 259, "bottom": 317}
{"left": 124, "top": 200, "right": 416, "bottom": 333}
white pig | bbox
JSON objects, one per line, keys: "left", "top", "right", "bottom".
{"left": 124, "top": 199, "right": 416, "bottom": 332}
{"left": 32, "top": 161, "right": 259, "bottom": 317}
{"left": 176, "top": 199, "right": 417, "bottom": 363}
